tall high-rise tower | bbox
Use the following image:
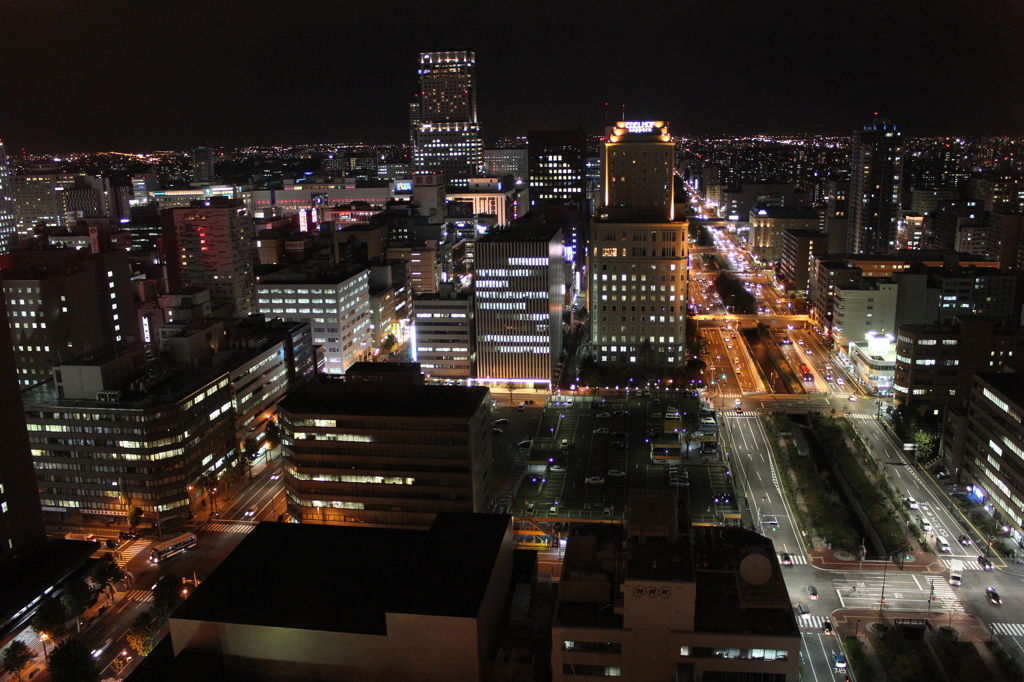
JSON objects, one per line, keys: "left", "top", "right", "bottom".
{"left": 590, "top": 121, "right": 688, "bottom": 368}
{"left": 601, "top": 120, "right": 675, "bottom": 219}
{"left": 0, "top": 279, "right": 46, "bottom": 564}
{"left": 191, "top": 146, "right": 216, "bottom": 184}
{"left": 0, "top": 141, "right": 16, "bottom": 254}
{"left": 161, "top": 198, "right": 256, "bottom": 317}
{"left": 847, "top": 117, "right": 903, "bottom": 254}
{"left": 412, "top": 51, "right": 483, "bottom": 188}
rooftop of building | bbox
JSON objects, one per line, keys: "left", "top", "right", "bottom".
{"left": 898, "top": 316, "right": 1021, "bottom": 337}
{"left": 23, "top": 363, "right": 228, "bottom": 410}
{"left": 782, "top": 228, "right": 827, "bottom": 238}
{"left": 171, "top": 514, "right": 510, "bottom": 634}
{"left": 254, "top": 263, "right": 367, "bottom": 286}
{"left": 279, "top": 372, "right": 489, "bottom": 419}
{"left": 974, "top": 372, "right": 1024, "bottom": 408}
{"left": 476, "top": 224, "right": 561, "bottom": 243}
{"left": 750, "top": 205, "right": 819, "bottom": 219}
{"left": 556, "top": 493, "right": 795, "bottom": 637}
{"left": 593, "top": 208, "right": 679, "bottom": 225}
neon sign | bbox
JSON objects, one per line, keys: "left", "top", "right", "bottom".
{"left": 623, "top": 121, "right": 658, "bottom": 133}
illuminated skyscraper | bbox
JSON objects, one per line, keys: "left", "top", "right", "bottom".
{"left": 191, "top": 146, "right": 216, "bottom": 184}
{"left": 412, "top": 51, "right": 483, "bottom": 188}
{"left": 0, "top": 280, "right": 45, "bottom": 563}
{"left": 474, "top": 226, "right": 564, "bottom": 388}
{"left": 590, "top": 121, "right": 688, "bottom": 367}
{"left": 601, "top": 120, "right": 675, "bottom": 219}
{"left": 161, "top": 198, "right": 256, "bottom": 317}
{"left": 847, "top": 117, "right": 903, "bottom": 254}
{"left": 0, "top": 141, "right": 16, "bottom": 254}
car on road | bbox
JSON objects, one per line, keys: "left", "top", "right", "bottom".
{"left": 270, "top": 472, "right": 281, "bottom": 480}
{"left": 796, "top": 603, "right": 811, "bottom": 618}
{"left": 92, "top": 638, "right": 113, "bottom": 659}
{"left": 610, "top": 441, "right": 628, "bottom": 450}
{"left": 244, "top": 507, "right": 255, "bottom": 517}
{"left": 735, "top": 399, "right": 742, "bottom": 406}
{"left": 119, "top": 530, "right": 139, "bottom": 541}
{"left": 904, "top": 497, "right": 919, "bottom": 509}
{"left": 597, "top": 412, "right": 611, "bottom": 419}
{"left": 594, "top": 427, "right": 610, "bottom": 434}
{"left": 492, "top": 428, "right": 504, "bottom": 435}
{"left": 608, "top": 469, "right": 626, "bottom": 477}
{"left": 736, "top": 407, "right": 743, "bottom": 414}
{"left": 836, "top": 377, "right": 845, "bottom": 385}
{"left": 585, "top": 476, "right": 605, "bottom": 485}
{"left": 823, "top": 621, "right": 834, "bottom": 635}
{"left": 986, "top": 587, "right": 1002, "bottom": 604}
{"left": 848, "top": 395, "right": 857, "bottom": 402}
{"left": 806, "top": 586, "right": 819, "bottom": 600}
{"left": 493, "top": 418, "right": 509, "bottom": 426}
{"left": 978, "top": 555, "right": 994, "bottom": 570}
{"left": 959, "top": 533, "right": 973, "bottom": 546}
{"left": 921, "top": 519, "right": 933, "bottom": 532}
{"left": 780, "top": 553, "right": 793, "bottom": 566}
{"left": 832, "top": 652, "right": 847, "bottom": 669}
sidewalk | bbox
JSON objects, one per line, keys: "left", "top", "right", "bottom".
{"left": 833, "top": 609, "right": 991, "bottom": 641}
{"left": 810, "top": 548, "right": 947, "bottom": 573}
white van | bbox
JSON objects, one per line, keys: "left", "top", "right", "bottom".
{"left": 936, "top": 536, "right": 951, "bottom": 553}
{"left": 948, "top": 560, "right": 963, "bottom": 586}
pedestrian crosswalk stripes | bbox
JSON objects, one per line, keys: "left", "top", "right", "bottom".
{"left": 992, "top": 623, "right": 1024, "bottom": 637}
{"left": 124, "top": 589, "right": 153, "bottom": 602}
{"left": 114, "top": 539, "right": 150, "bottom": 568}
{"left": 201, "top": 522, "right": 255, "bottom": 533}
{"left": 799, "top": 615, "right": 829, "bottom": 629}
{"left": 943, "top": 558, "right": 986, "bottom": 571}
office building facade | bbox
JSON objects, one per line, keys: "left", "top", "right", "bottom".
{"left": 779, "top": 228, "right": 828, "bottom": 293}
{"left": 412, "top": 289, "right": 474, "bottom": 380}
{"left": 474, "top": 227, "right": 564, "bottom": 387}
{"left": 257, "top": 268, "right": 371, "bottom": 375}
{"left": 847, "top": 117, "right": 903, "bottom": 254}
{"left": 161, "top": 198, "right": 256, "bottom": 317}
{"left": 279, "top": 365, "right": 493, "bottom": 529}
{"left": 2, "top": 248, "right": 136, "bottom": 387}
{"left": 0, "top": 287, "right": 46, "bottom": 563}
{"left": 412, "top": 51, "right": 483, "bottom": 188}
{"left": 601, "top": 121, "right": 675, "bottom": 218}
{"left": 0, "top": 141, "right": 17, "bottom": 254}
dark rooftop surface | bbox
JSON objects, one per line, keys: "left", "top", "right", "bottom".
{"left": 173, "top": 523, "right": 424, "bottom": 635}
{"left": 23, "top": 366, "right": 226, "bottom": 409}
{"left": 692, "top": 528, "right": 796, "bottom": 636}
{"left": 172, "top": 514, "right": 511, "bottom": 635}
{"left": 279, "top": 375, "right": 489, "bottom": 419}
{"left": 0, "top": 539, "right": 97, "bottom": 636}
{"left": 476, "top": 225, "right": 560, "bottom": 242}
{"left": 389, "top": 512, "right": 510, "bottom": 618}
{"left": 976, "top": 372, "right": 1024, "bottom": 408}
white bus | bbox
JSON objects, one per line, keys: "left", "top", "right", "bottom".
{"left": 149, "top": 533, "right": 197, "bottom": 563}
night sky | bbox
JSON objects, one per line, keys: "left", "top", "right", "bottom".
{"left": 1, "top": 0, "right": 1022, "bottom": 152}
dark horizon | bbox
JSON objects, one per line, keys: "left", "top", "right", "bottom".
{"left": 2, "top": 0, "right": 1023, "bottom": 154}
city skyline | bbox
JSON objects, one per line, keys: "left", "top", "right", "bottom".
{"left": 1, "top": 1, "right": 1023, "bottom": 152}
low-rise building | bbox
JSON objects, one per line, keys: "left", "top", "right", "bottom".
{"left": 152, "top": 513, "right": 528, "bottom": 682}
{"left": 552, "top": 492, "right": 800, "bottom": 681}
{"left": 279, "top": 363, "right": 493, "bottom": 529}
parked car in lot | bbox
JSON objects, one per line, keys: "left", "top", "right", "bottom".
{"left": 611, "top": 431, "right": 628, "bottom": 438}
{"left": 593, "top": 427, "right": 610, "bottom": 434}
{"left": 550, "top": 464, "right": 565, "bottom": 472}
{"left": 518, "top": 440, "right": 532, "bottom": 448}
{"left": 585, "top": 476, "right": 605, "bottom": 485}
{"left": 650, "top": 412, "right": 663, "bottom": 419}
{"left": 613, "top": 410, "right": 629, "bottom": 417}
{"left": 608, "top": 469, "right": 625, "bottom": 477}
{"left": 492, "top": 428, "right": 503, "bottom": 435}
{"left": 610, "top": 441, "right": 628, "bottom": 450}
{"left": 493, "top": 418, "right": 509, "bottom": 426}
{"left": 597, "top": 412, "right": 611, "bottom": 419}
